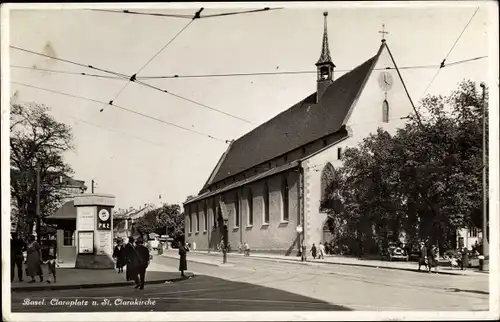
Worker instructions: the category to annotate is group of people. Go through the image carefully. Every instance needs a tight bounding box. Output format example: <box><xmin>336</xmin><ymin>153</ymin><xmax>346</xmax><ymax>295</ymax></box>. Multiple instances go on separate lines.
<box><xmin>417</xmin><ymin>242</ymin><xmax>441</xmax><ymax>273</ymax></box>
<box><xmin>10</xmin><ymin>232</ymin><xmax>57</xmax><ymax>284</ymax></box>
<box><xmin>310</xmin><ymin>242</ymin><xmax>327</xmax><ymax>260</ymax></box>
<box><xmin>112</xmin><ymin>237</ymin><xmax>150</xmax><ymax>289</ymax></box>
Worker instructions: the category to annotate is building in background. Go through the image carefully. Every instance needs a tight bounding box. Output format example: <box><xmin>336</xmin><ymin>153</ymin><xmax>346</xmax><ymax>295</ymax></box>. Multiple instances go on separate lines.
<box><xmin>183</xmin><ymin>13</ymin><xmax>416</xmax><ymax>254</ymax></box>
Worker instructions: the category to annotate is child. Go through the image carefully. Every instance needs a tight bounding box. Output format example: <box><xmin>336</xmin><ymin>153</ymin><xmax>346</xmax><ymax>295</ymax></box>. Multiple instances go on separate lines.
<box><xmin>42</xmin><ymin>248</ymin><xmax>58</xmax><ymax>283</ymax></box>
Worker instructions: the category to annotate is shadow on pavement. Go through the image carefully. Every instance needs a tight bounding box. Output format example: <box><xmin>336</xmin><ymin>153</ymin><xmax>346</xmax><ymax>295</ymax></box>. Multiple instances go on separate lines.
<box><xmin>444</xmin><ymin>288</ymin><xmax>489</xmax><ymax>295</ymax></box>
<box><xmin>11</xmin><ymin>274</ymin><xmax>351</xmax><ymax>312</ymax></box>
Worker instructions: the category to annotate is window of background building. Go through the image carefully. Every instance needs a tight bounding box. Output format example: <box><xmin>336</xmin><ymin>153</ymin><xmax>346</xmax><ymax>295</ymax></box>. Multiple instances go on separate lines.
<box><xmin>248</xmin><ymin>189</ymin><xmax>254</xmax><ymax>226</ymax></box>
<box><xmin>235</xmin><ymin>192</ymin><xmax>240</xmax><ymax>228</ymax></box>
<box><xmin>264</xmin><ymin>183</ymin><xmax>270</xmax><ymax>224</ymax></box>
<box><xmin>63</xmin><ymin>230</ymin><xmax>74</xmax><ymax>246</ymax></box>
<box><xmin>196</xmin><ymin>204</ymin><xmax>200</xmax><ymax>232</ymax></box>
<box><xmin>212</xmin><ymin>198</ymin><xmax>217</xmax><ymax>230</ymax></box>
<box><xmin>337</xmin><ymin>147</ymin><xmax>343</xmax><ymax>159</ymax></box>
<box><xmin>204</xmin><ymin>201</ymin><xmax>208</xmax><ymax>231</ymax></box>
<box><xmin>282</xmin><ymin>177</ymin><xmax>289</xmax><ymax>222</ymax></box>
<box><xmin>188</xmin><ymin>214</ymin><xmax>192</xmax><ymax>233</ymax></box>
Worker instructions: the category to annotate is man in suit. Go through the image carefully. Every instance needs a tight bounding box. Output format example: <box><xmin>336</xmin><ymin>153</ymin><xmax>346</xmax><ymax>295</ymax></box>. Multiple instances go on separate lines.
<box><xmin>134</xmin><ymin>237</ymin><xmax>150</xmax><ymax>290</ymax></box>
<box><xmin>11</xmin><ymin>232</ymin><xmax>26</xmax><ymax>282</ymax></box>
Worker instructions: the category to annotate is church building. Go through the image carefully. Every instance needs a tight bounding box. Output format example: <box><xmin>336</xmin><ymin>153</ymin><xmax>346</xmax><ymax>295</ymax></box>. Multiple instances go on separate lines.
<box><xmin>183</xmin><ymin>12</ymin><xmax>417</xmax><ymax>254</ymax></box>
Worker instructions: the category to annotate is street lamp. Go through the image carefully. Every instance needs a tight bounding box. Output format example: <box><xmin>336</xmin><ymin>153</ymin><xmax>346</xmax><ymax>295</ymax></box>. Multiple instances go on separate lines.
<box><xmin>296</xmin><ymin>225</ymin><xmax>303</xmax><ymax>256</ymax></box>
<box><xmin>480</xmin><ymin>82</ymin><xmax>489</xmax><ymax>267</ymax></box>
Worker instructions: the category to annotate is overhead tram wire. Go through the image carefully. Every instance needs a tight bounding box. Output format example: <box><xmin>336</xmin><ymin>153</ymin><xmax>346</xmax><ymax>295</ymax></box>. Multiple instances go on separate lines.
<box><xmin>10</xmin><ymin>45</ymin><xmax>131</xmax><ymax>80</ymax></box>
<box><xmin>133</xmin><ymin>79</ymin><xmax>255</xmax><ymax>124</ymax></box>
<box><xmin>55</xmin><ymin>111</ymin><xmax>171</xmax><ymax>148</ymax></box>
<box><xmin>87</xmin><ymin>9</ymin><xmax>193</xmax><ymax>19</ymax></box>
<box><xmin>87</xmin><ymin>7</ymin><xmax>282</xmax><ymax>20</ymax></box>
<box><xmin>103</xmin><ymin>8</ymin><xmax>202</xmax><ymax>112</ymax></box>
<box><xmin>10</xmin><ymin>45</ymin><xmax>255</xmax><ymax>125</ymax></box>
<box><xmin>12</xmin><ymin>81</ymin><xmax>228</xmax><ymax>144</ymax></box>
<box><xmin>10</xmin><ymin>52</ymin><xmax>487</xmax><ymax>81</ymax></box>
<box><xmin>419</xmin><ymin>6</ymin><xmax>480</xmax><ymax>100</ymax></box>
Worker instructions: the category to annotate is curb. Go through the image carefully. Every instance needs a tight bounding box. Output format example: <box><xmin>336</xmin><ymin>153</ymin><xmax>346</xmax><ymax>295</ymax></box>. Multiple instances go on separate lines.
<box><xmin>162</xmin><ymin>253</ymin><xmax>235</xmax><ymax>267</ymax></box>
<box><xmin>246</xmin><ymin>255</ymin><xmax>480</xmax><ymax>276</ymax></box>
<box><xmin>176</xmin><ymin>252</ymin><xmax>482</xmax><ymax>276</ymax></box>
<box><xmin>11</xmin><ymin>275</ymin><xmax>192</xmax><ymax>293</ymax></box>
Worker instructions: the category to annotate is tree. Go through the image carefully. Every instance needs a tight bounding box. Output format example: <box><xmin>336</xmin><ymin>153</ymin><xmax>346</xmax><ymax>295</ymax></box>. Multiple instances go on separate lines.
<box><xmin>10</xmin><ymin>103</ymin><xmax>74</xmax><ymax>239</ymax></box>
<box><xmin>133</xmin><ymin>203</ymin><xmax>184</xmax><ymax>241</ymax></box>
<box><xmin>321</xmin><ymin>80</ymin><xmax>487</xmax><ymax>255</ymax></box>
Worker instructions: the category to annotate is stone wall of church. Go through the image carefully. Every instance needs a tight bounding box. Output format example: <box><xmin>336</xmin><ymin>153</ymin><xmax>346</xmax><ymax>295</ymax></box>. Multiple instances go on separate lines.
<box><xmin>303</xmin><ymin>45</ymin><xmax>415</xmax><ymax>250</ymax></box>
<box><xmin>185</xmin><ymin>170</ymin><xmax>300</xmax><ymax>253</ymax></box>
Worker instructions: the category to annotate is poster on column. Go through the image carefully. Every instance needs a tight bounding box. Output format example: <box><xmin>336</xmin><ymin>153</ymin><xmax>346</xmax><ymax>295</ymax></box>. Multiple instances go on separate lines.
<box><xmin>77</xmin><ymin>207</ymin><xmax>95</xmax><ymax>231</ymax></box>
<box><xmin>97</xmin><ymin>231</ymin><xmax>112</xmax><ymax>255</ymax></box>
<box><xmin>78</xmin><ymin>232</ymin><xmax>94</xmax><ymax>254</ymax></box>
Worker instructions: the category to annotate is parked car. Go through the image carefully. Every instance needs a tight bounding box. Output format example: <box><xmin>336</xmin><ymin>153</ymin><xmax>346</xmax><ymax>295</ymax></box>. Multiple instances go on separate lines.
<box><xmin>383</xmin><ymin>243</ymin><xmax>409</xmax><ymax>261</ymax></box>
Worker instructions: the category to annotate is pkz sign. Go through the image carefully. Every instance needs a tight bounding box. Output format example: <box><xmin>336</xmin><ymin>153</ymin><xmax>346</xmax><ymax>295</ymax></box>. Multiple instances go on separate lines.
<box><xmin>97</xmin><ymin>207</ymin><xmax>111</xmax><ymax>230</ymax></box>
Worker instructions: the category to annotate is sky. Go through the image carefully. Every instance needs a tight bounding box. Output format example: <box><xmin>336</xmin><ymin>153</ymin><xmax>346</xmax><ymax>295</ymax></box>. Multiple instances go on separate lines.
<box><xmin>6</xmin><ymin>2</ymin><xmax>495</xmax><ymax>210</ymax></box>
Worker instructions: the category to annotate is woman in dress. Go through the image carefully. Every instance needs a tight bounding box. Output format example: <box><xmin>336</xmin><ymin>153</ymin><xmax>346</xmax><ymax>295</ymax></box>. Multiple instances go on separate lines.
<box><xmin>26</xmin><ymin>235</ymin><xmax>43</xmax><ymax>283</ymax></box>
<box><xmin>178</xmin><ymin>237</ymin><xmax>188</xmax><ymax>277</ymax></box>
<box><xmin>113</xmin><ymin>239</ymin><xmax>126</xmax><ymax>273</ymax></box>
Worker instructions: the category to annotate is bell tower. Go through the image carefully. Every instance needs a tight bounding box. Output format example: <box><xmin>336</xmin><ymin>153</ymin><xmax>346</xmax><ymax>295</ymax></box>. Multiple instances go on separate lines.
<box><xmin>316</xmin><ymin>11</ymin><xmax>335</xmax><ymax>103</ymax></box>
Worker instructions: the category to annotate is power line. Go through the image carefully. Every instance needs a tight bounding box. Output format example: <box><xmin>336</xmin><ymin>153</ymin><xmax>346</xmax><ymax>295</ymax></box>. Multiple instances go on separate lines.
<box><xmin>55</xmin><ymin>111</ymin><xmax>171</xmax><ymax>148</ymax></box>
<box><xmin>107</xmin><ymin>15</ymin><xmax>197</xmax><ymax>108</ymax></box>
<box><xmin>87</xmin><ymin>7</ymin><xmax>282</xmax><ymax>20</ymax></box>
<box><xmin>10</xmin><ymin>45</ymin><xmax>129</xmax><ymax>80</ymax></box>
<box><xmin>87</xmin><ymin>9</ymin><xmax>193</xmax><ymax>19</ymax></box>
<box><xmin>10</xmin><ymin>45</ymin><xmax>253</xmax><ymax>124</ymax></box>
<box><xmin>11</xmin><ymin>50</ymin><xmax>487</xmax><ymax>81</ymax></box>
<box><xmin>419</xmin><ymin>7</ymin><xmax>480</xmax><ymax>100</ymax></box>
<box><xmin>11</xmin><ymin>81</ymin><xmax>228</xmax><ymax>143</ymax></box>
<box><xmin>134</xmin><ymin>79</ymin><xmax>255</xmax><ymax>124</ymax></box>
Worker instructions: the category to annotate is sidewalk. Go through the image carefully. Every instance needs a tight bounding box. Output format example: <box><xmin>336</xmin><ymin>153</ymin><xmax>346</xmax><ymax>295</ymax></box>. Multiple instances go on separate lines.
<box><xmin>164</xmin><ymin>250</ymin><xmax>485</xmax><ymax>276</ymax></box>
<box><xmin>11</xmin><ymin>260</ymin><xmax>190</xmax><ymax>292</ymax></box>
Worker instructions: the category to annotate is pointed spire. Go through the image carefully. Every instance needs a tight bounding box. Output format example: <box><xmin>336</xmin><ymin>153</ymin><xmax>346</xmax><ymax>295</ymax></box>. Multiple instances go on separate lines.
<box><xmin>316</xmin><ymin>11</ymin><xmax>333</xmax><ymax>66</ymax></box>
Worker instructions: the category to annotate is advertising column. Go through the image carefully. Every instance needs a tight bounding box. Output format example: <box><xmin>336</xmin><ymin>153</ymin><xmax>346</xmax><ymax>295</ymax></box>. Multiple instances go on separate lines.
<box><xmin>96</xmin><ymin>206</ymin><xmax>113</xmax><ymax>256</ymax></box>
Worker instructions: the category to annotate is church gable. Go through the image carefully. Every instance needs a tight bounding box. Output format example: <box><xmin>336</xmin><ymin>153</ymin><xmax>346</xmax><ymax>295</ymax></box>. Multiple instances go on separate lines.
<box><xmin>343</xmin><ymin>42</ymin><xmax>416</xmax><ymax>128</ymax></box>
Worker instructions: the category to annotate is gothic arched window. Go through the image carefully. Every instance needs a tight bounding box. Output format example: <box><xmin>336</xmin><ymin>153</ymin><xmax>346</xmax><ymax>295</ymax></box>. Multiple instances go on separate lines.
<box><xmin>382</xmin><ymin>100</ymin><xmax>389</xmax><ymax>123</ymax></box>
<box><xmin>281</xmin><ymin>177</ymin><xmax>289</xmax><ymax>222</ymax></box>
<box><xmin>321</xmin><ymin>162</ymin><xmax>335</xmax><ymax>201</ymax></box>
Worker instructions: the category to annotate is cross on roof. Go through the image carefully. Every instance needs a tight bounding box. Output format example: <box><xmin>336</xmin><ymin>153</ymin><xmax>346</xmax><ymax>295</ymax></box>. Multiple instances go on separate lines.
<box><xmin>379</xmin><ymin>24</ymin><xmax>389</xmax><ymax>41</ymax></box>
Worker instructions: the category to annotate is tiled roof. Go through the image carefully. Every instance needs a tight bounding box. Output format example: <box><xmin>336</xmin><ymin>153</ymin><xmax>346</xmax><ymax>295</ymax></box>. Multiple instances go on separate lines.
<box><xmin>204</xmin><ymin>50</ymin><xmax>380</xmax><ymax>189</ymax></box>
<box><xmin>186</xmin><ymin>161</ymin><xmax>300</xmax><ymax>205</ymax></box>
<box><xmin>47</xmin><ymin>201</ymin><xmax>76</xmax><ymax>220</ymax></box>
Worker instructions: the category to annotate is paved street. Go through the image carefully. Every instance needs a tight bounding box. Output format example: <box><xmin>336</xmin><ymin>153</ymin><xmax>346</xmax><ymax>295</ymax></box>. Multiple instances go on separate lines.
<box><xmin>11</xmin><ymin>254</ymin><xmax>488</xmax><ymax>312</ymax></box>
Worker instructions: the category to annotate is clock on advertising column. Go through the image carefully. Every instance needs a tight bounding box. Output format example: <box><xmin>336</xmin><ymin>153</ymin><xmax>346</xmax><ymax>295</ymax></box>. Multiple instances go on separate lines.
<box><xmin>97</xmin><ymin>207</ymin><xmax>111</xmax><ymax>230</ymax></box>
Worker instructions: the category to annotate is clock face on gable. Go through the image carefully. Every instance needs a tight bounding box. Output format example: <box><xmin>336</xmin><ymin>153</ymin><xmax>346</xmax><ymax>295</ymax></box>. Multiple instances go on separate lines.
<box><xmin>378</xmin><ymin>72</ymin><xmax>394</xmax><ymax>91</ymax></box>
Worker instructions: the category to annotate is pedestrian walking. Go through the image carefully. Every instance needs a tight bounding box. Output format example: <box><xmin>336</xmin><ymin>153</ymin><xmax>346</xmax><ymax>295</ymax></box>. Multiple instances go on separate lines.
<box><xmin>427</xmin><ymin>244</ymin><xmax>439</xmax><ymax>273</ymax></box>
<box><xmin>460</xmin><ymin>247</ymin><xmax>469</xmax><ymax>271</ymax></box>
<box><xmin>301</xmin><ymin>245</ymin><xmax>307</xmax><ymax>262</ymax></box>
<box><xmin>42</xmin><ymin>247</ymin><xmax>58</xmax><ymax>284</ymax></box>
<box><xmin>311</xmin><ymin>244</ymin><xmax>317</xmax><ymax>259</ymax></box>
<box><xmin>417</xmin><ymin>241</ymin><xmax>428</xmax><ymax>272</ymax></box>
<box><xmin>124</xmin><ymin>237</ymin><xmax>138</xmax><ymax>281</ymax></box>
<box><xmin>318</xmin><ymin>242</ymin><xmax>326</xmax><ymax>259</ymax></box>
<box><xmin>11</xmin><ymin>232</ymin><xmax>26</xmax><ymax>282</ymax></box>
<box><xmin>26</xmin><ymin>235</ymin><xmax>43</xmax><ymax>283</ymax></box>
<box><xmin>178</xmin><ymin>238</ymin><xmax>188</xmax><ymax>277</ymax></box>
<box><xmin>134</xmin><ymin>238</ymin><xmax>150</xmax><ymax>290</ymax></box>
<box><xmin>192</xmin><ymin>241</ymin><xmax>197</xmax><ymax>251</ymax></box>
<box><xmin>113</xmin><ymin>239</ymin><xmax>126</xmax><ymax>273</ymax></box>
<box><xmin>244</xmin><ymin>242</ymin><xmax>250</xmax><ymax>256</ymax></box>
